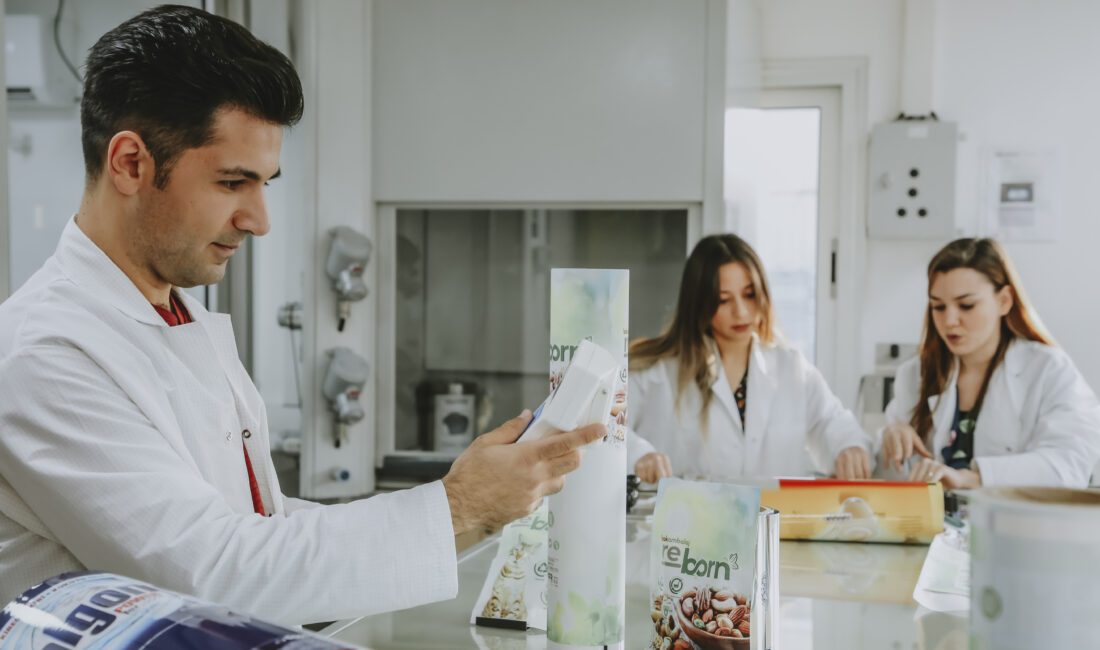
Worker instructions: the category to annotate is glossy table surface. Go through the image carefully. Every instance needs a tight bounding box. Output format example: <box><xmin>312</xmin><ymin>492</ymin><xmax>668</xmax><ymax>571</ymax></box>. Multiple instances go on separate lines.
<box><xmin>322</xmin><ymin>512</ymin><xmax>967</xmax><ymax>650</ymax></box>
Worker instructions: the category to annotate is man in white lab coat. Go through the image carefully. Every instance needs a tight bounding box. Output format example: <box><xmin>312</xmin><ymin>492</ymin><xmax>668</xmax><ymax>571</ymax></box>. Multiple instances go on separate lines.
<box><xmin>0</xmin><ymin>6</ymin><xmax>599</xmax><ymax>625</ymax></box>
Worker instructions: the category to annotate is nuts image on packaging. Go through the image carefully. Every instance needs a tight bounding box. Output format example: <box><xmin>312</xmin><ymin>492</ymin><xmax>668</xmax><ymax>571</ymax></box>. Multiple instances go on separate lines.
<box><xmin>671</xmin><ymin>586</ymin><xmax>751</xmax><ymax>647</ymax></box>
<box><xmin>650</xmin><ymin>594</ymin><xmax>687</xmax><ymax>649</ymax></box>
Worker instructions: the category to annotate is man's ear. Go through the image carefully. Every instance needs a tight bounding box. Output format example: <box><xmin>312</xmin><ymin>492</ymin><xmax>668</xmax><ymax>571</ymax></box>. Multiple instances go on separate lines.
<box><xmin>105</xmin><ymin>131</ymin><xmax>156</xmax><ymax>195</ymax></box>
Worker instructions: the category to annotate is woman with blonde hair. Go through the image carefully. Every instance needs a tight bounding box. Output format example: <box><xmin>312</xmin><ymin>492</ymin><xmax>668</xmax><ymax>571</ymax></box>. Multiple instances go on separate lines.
<box><xmin>882</xmin><ymin>238</ymin><xmax>1100</xmax><ymax>488</ymax></box>
<box><xmin>629</xmin><ymin>234</ymin><xmax>873</xmax><ymax>482</ymax></box>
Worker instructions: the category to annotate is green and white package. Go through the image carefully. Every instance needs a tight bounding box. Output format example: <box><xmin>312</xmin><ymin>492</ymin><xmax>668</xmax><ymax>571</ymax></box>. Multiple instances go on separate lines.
<box><xmin>471</xmin><ymin>503</ymin><xmax>550</xmax><ymax>630</ymax></box>
<box><xmin>545</xmin><ymin>269</ymin><xmax>628</xmax><ymax>650</ymax></box>
<box><xmin>650</xmin><ymin>478</ymin><xmax>761</xmax><ymax>650</ymax></box>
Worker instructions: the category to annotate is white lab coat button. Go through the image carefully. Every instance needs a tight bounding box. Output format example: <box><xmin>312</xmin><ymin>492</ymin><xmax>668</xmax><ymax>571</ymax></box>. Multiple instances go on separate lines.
<box><xmin>225</xmin><ymin>431</ymin><xmax>233</xmax><ymax>443</ymax></box>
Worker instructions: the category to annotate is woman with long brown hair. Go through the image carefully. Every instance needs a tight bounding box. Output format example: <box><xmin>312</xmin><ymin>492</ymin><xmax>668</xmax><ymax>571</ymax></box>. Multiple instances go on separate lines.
<box><xmin>881</xmin><ymin>238</ymin><xmax>1100</xmax><ymax>488</ymax></box>
<box><xmin>628</xmin><ymin>234</ymin><xmax>874</xmax><ymax>482</ymax></box>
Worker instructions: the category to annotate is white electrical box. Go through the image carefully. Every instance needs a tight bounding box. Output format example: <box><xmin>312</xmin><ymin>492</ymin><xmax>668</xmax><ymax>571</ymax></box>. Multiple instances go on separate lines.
<box><xmin>868</xmin><ymin>120</ymin><xmax>958</xmax><ymax>239</ymax></box>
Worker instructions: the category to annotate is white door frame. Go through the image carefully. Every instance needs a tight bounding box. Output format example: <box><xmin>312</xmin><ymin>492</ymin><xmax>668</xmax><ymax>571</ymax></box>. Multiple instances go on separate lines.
<box><xmin>758</xmin><ymin>57</ymin><xmax>869</xmax><ymax>408</ymax></box>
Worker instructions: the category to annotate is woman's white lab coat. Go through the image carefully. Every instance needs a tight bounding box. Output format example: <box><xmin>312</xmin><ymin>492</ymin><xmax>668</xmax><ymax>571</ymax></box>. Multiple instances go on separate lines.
<box><xmin>0</xmin><ymin>219</ymin><xmax>457</xmax><ymax>624</ymax></box>
<box><xmin>884</xmin><ymin>338</ymin><xmax>1100</xmax><ymax>487</ymax></box>
<box><xmin>627</xmin><ymin>338</ymin><xmax>873</xmax><ymax>479</ymax></box>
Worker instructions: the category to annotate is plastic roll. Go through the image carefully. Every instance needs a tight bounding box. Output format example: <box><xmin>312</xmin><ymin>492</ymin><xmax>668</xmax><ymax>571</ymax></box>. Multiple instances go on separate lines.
<box><xmin>0</xmin><ymin>572</ymin><xmax>355</xmax><ymax>648</ymax></box>
<box><xmin>969</xmin><ymin>487</ymin><xmax>1100</xmax><ymax>649</ymax></box>
<box><xmin>545</xmin><ymin>268</ymin><xmax>629</xmax><ymax>650</ymax></box>
<box><xmin>546</xmin><ymin>442</ymin><xmax>626</xmax><ymax>650</ymax></box>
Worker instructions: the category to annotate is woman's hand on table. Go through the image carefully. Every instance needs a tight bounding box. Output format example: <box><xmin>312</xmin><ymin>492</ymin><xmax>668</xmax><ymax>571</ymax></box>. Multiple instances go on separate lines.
<box><xmin>881</xmin><ymin>423</ymin><xmax>933</xmax><ymax>472</ymax></box>
<box><xmin>907</xmin><ymin>457</ymin><xmax>982</xmax><ymax>489</ymax></box>
<box><xmin>634</xmin><ymin>452</ymin><xmax>672</xmax><ymax>484</ymax></box>
<box><xmin>834</xmin><ymin>446</ymin><xmax>872</xmax><ymax>479</ymax></box>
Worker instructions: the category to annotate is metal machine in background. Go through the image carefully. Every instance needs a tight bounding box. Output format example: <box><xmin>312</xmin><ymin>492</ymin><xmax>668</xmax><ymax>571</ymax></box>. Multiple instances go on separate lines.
<box><xmin>857</xmin><ymin>342</ymin><xmax>917</xmax><ymax>435</ymax></box>
<box><xmin>857</xmin><ymin>342</ymin><xmax>916</xmax><ymax>483</ymax></box>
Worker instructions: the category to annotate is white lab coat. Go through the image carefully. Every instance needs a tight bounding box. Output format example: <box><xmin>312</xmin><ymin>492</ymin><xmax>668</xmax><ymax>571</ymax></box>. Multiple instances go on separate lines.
<box><xmin>0</xmin><ymin>219</ymin><xmax>458</xmax><ymax>624</ymax></box>
<box><xmin>884</xmin><ymin>339</ymin><xmax>1100</xmax><ymax>487</ymax></box>
<box><xmin>627</xmin><ymin>338</ymin><xmax>873</xmax><ymax>479</ymax></box>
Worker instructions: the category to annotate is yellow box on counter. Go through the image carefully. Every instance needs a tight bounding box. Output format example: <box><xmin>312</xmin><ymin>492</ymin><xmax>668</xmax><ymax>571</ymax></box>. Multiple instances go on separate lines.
<box><xmin>760</xmin><ymin>479</ymin><xmax>944</xmax><ymax>544</ymax></box>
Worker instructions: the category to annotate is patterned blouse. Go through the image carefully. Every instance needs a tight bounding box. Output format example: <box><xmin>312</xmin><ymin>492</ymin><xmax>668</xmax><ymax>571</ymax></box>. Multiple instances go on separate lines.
<box><xmin>942</xmin><ymin>386</ymin><xmax>978</xmax><ymax>470</ymax></box>
<box><xmin>734</xmin><ymin>371</ymin><xmax>748</xmax><ymax>427</ymax></box>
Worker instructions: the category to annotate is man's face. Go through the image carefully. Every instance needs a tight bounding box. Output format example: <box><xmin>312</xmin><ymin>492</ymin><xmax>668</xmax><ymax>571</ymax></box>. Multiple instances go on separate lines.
<box><xmin>134</xmin><ymin>107</ymin><xmax>283</xmax><ymax>288</ymax></box>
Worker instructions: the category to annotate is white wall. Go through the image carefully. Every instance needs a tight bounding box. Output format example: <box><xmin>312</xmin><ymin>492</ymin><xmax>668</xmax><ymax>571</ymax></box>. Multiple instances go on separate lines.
<box><xmin>301</xmin><ymin>0</ymin><xmax>377</xmax><ymax>498</ymax></box>
<box><xmin>760</xmin><ymin>0</ymin><xmax>1100</xmax><ymax>391</ymax></box>
<box><xmin>726</xmin><ymin>0</ymin><xmax>762</xmax><ymax>108</ymax></box>
<box><xmin>372</xmin><ymin>0</ymin><xmax>722</xmax><ymax>205</ymax></box>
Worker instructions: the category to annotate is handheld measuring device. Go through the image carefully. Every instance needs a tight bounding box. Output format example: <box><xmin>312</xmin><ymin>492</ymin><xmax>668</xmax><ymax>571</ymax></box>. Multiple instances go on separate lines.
<box><xmin>518</xmin><ymin>339</ymin><xmax>619</xmax><ymax>443</ymax></box>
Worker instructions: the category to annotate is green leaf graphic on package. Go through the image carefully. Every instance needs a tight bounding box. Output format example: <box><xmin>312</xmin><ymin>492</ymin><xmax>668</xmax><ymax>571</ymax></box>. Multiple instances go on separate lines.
<box><xmin>547</xmin><ymin>550</ymin><xmax>624</xmax><ymax>645</ymax></box>
<box><xmin>546</xmin><ymin>590</ymin><xmax>623</xmax><ymax>645</ymax></box>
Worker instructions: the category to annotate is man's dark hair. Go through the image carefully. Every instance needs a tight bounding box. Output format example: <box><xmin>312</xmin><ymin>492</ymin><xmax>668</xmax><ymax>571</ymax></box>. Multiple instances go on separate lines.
<box><xmin>81</xmin><ymin>4</ymin><xmax>303</xmax><ymax>188</ymax></box>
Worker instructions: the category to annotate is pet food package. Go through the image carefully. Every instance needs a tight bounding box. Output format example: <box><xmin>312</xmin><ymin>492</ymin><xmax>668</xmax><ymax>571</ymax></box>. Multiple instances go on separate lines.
<box><xmin>649</xmin><ymin>478</ymin><xmax>774</xmax><ymax>650</ymax></box>
<box><xmin>471</xmin><ymin>502</ymin><xmax>550</xmax><ymax>630</ymax></box>
<box><xmin>0</xmin><ymin>571</ymin><xmax>359</xmax><ymax>649</ymax></box>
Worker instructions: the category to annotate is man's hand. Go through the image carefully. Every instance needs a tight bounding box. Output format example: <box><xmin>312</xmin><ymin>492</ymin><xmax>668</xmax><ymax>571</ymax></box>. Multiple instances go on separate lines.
<box><xmin>881</xmin><ymin>423</ymin><xmax>933</xmax><ymax>472</ymax></box>
<box><xmin>834</xmin><ymin>446</ymin><xmax>872</xmax><ymax>479</ymax></box>
<box><xmin>634</xmin><ymin>452</ymin><xmax>672</xmax><ymax>484</ymax></box>
<box><xmin>442</xmin><ymin>411</ymin><xmax>605</xmax><ymax>536</ymax></box>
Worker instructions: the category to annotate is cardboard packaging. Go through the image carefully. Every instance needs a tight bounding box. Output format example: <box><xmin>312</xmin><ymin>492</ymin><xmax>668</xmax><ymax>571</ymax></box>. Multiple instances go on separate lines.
<box><xmin>760</xmin><ymin>479</ymin><xmax>944</xmax><ymax>544</ymax></box>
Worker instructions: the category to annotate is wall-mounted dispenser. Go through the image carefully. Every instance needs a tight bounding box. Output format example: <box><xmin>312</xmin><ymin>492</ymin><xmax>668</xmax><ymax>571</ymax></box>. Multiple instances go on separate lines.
<box><xmin>325</xmin><ymin>226</ymin><xmax>372</xmax><ymax>332</ymax></box>
<box><xmin>322</xmin><ymin>347</ymin><xmax>369</xmax><ymax>448</ymax></box>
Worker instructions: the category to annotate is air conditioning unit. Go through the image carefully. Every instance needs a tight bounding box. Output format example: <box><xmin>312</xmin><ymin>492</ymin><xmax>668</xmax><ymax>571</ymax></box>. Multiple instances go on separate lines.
<box><xmin>5</xmin><ymin>14</ymin><xmax>80</xmax><ymax>107</ymax></box>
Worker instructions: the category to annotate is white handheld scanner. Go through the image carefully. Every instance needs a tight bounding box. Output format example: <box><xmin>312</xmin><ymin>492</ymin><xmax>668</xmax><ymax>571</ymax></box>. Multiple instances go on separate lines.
<box><xmin>518</xmin><ymin>339</ymin><xmax>618</xmax><ymax>444</ymax></box>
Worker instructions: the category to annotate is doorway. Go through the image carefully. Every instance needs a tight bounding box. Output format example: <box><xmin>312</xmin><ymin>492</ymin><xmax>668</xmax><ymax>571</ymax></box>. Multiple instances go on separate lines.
<box><xmin>724</xmin><ymin>87</ymin><xmax>843</xmax><ymax>385</ymax></box>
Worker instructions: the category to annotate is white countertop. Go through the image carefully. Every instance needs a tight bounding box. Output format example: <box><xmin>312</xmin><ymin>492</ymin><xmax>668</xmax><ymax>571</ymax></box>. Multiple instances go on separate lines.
<box><xmin>321</xmin><ymin>515</ymin><xmax>968</xmax><ymax>649</ymax></box>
